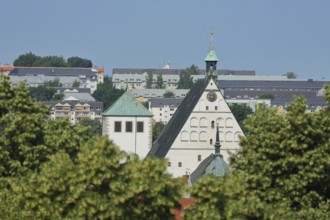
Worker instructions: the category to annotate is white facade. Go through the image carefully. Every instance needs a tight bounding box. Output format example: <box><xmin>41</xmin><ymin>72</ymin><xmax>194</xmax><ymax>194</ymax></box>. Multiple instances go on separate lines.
<box><xmin>164</xmin><ymin>79</ymin><xmax>244</xmax><ymax>177</ymax></box>
<box><xmin>102</xmin><ymin>116</ymin><xmax>153</xmax><ymax>159</ymax></box>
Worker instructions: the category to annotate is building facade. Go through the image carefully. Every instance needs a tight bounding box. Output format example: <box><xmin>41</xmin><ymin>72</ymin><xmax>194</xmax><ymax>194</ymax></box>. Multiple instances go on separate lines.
<box><xmin>102</xmin><ymin>90</ymin><xmax>154</xmax><ymax>158</ymax></box>
<box><xmin>8</xmin><ymin>67</ymin><xmax>104</xmax><ymax>93</ymax></box>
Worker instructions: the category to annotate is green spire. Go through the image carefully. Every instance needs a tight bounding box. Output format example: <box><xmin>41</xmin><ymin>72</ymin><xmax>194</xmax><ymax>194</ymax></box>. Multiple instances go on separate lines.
<box><xmin>204</xmin><ymin>125</ymin><xmax>229</xmax><ymax>177</ymax></box>
<box><xmin>204</xmin><ymin>32</ymin><xmax>218</xmax><ymax>62</ymax></box>
<box><xmin>214</xmin><ymin>125</ymin><xmax>221</xmax><ymax>155</ymax></box>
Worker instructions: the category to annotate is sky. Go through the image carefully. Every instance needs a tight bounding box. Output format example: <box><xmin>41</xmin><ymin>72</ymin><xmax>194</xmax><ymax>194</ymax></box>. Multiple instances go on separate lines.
<box><xmin>1</xmin><ymin>0</ymin><xmax>330</xmax><ymax>80</ymax></box>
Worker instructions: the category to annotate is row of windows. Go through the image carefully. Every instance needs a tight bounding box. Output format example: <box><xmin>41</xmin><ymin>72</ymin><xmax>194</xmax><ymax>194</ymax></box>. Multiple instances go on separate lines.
<box><xmin>190</xmin><ymin>117</ymin><xmax>234</xmax><ymax>128</ymax></box>
<box><xmin>167</xmin><ymin>155</ymin><xmax>203</xmax><ymax>168</ymax></box>
<box><xmin>114</xmin><ymin>121</ymin><xmax>144</xmax><ymax>133</ymax></box>
<box><xmin>205</xmin><ymin>106</ymin><xmax>218</xmax><ymax>110</ymax></box>
<box><xmin>181</xmin><ymin>131</ymin><xmax>242</xmax><ymax>142</ymax></box>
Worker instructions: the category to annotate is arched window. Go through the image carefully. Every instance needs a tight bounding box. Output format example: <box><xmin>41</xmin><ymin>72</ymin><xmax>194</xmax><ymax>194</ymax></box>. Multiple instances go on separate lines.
<box><xmin>199</xmin><ymin>131</ymin><xmax>207</xmax><ymax>142</ymax></box>
<box><xmin>181</xmin><ymin>131</ymin><xmax>189</xmax><ymax>141</ymax></box>
<box><xmin>178</xmin><ymin>162</ymin><xmax>182</xmax><ymax>167</ymax></box>
<box><xmin>190</xmin><ymin>117</ymin><xmax>198</xmax><ymax>127</ymax></box>
<box><xmin>210</xmin><ymin>139</ymin><xmax>213</xmax><ymax>145</ymax></box>
<box><xmin>225</xmin><ymin>132</ymin><xmax>234</xmax><ymax>142</ymax></box>
<box><xmin>217</xmin><ymin>117</ymin><xmax>224</xmax><ymax>127</ymax></box>
<box><xmin>200</xmin><ymin>117</ymin><xmax>207</xmax><ymax>127</ymax></box>
<box><xmin>225</xmin><ymin>118</ymin><xmax>234</xmax><ymax>128</ymax></box>
<box><xmin>190</xmin><ymin>131</ymin><xmax>198</xmax><ymax>142</ymax></box>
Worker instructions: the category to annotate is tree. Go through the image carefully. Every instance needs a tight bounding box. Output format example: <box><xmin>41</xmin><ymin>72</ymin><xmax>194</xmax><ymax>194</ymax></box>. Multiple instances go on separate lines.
<box><xmin>283</xmin><ymin>71</ymin><xmax>297</xmax><ymax>79</ymax></box>
<box><xmin>67</xmin><ymin>56</ymin><xmax>93</xmax><ymax>68</ymax></box>
<box><xmin>13</xmin><ymin>52</ymin><xmax>40</xmax><ymax>66</ymax></box>
<box><xmin>13</xmin><ymin>52</ymin><xmax>93</xmax><ymax>68</ymax></box>
<box><xmin>0</xmin><ymin>75</ymin><xmax>185</xmax><ymax>219</ymax></box>
<box><xmin>7</xmin><ymin>137</ymin><xmax>184</xmax><ymax>219</ymax></box>
<box><xmin>259</xmin><ymin>93</ymin><xmax>275</xmax><ymax>100</ymax></box>
<box><xmin>152</xmin><ymin>121</ymin><xmax>165</xmax><ymax>142</ymax></box>
<box><xmin>146</xmin><ymin>70</ymin><xmax>154</xmax><ymax>89</ymax></box>
<box><xmin>72</xmin><ymin>79</ymin><xmax>80</xmax><ymax>88</ymax></box>
<box><xmin>92</xmin><ymin>76</ymin><xmax>125</xmax><ymax>109</ymax></box>
<box><xmin>44</xmin><ymin>78</ymin><xmax>61</xmax><ymax>87</ymax></box>
<box><xmin>156</xmin><ymin>73</ymin><xmax>165</xmax><ymax>89</ymax></box>
<box><xmin>163</xmin><ymin>91</ymin><xmax>175</xmax><ymax>98</ymax></box>
<box><xmin>79</xmin><ymin>118</ymin><xmax>102</xmax><ymax>136</ymax></box>
<box><xmin>29</xmin><ymin>79</ymin><xmax>63</xmax><ymax>101</ymax></box>
<box><xmin>33</xmin><ymin>55</ymin><xmax>67</xmax><ymax>67</ymax></box>
<box><xmin>0</xmin><ymin>76</ymin><xmax>90</xmax><ymax>177</ymax></box>
<box><xmin>177</xmin><ymin>65</ymin><xmax>199</xmax><ymax>89</ymax></box>
<box><xmin>186</xmin><ymin>88</ymin><xmax>330</xmax><ymax>219</ymax></box>
<box><xmin>229</xmin><ymin>104</ymin><xmax>253</xmax><ymax>133</ymax></box>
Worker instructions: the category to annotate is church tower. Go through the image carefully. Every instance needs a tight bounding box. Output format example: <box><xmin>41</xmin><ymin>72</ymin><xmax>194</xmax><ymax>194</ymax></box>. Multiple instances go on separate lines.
<box><xmin>148</xmin><ymin>34</ymin><xmax>244</xmax><ymax>177</ymax></box>
<box><xmin>205</xmin><ymin>32</ymin><xmax>218</xmax><ymax>81</ymax></box>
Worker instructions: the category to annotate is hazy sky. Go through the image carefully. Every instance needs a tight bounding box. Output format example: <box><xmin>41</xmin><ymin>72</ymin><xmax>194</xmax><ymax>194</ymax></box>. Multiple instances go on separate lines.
<box><xmin>1</xmin><ymin>1</ymin><xmax>329</xmax><ymax>79</ymax></box>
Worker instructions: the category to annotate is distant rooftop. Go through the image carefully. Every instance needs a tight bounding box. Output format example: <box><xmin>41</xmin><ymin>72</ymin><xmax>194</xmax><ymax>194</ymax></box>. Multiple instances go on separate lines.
<box><xmin>112</xmin><ymin>68</ymin><xmax>255</xmax><ymax>76</ymax></box>
<box><xmin>9</xmin><ymin>67</ymin><xmax>102</xmax><ymax>77</ymax></box>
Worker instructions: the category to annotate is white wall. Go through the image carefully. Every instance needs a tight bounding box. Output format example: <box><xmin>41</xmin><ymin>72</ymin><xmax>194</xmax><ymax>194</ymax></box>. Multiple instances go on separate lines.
<box><xmin>103</xmin><ymin>116</ymin><xmax>153</xmax><ymax>159</ymax></box>
<box><xmin>165</xmin><ymin>79</ymin><xmax>244</xmax><ymax>177</ymax></box>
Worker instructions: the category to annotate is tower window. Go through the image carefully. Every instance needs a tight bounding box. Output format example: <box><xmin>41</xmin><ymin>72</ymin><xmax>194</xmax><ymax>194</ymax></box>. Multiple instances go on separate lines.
<box><xmin>126</xmin><ymin>121</ymin><xmax>133</xmax><ymax>132</ymax></box>
<box><xmin>210</xmin><ymin>139</ymin><xmax>213</xmax><ymax>145</ymax></box>
<box><xmin>178</xmin><ymin>162</ymin><xmax>182</xmax><ymax>167</ymax></box>
<box><xmin>198</xmin><ymin>155</ymin><xmax>202</xmax><ymax>161</ymax></box>
<box><xmin>114</xmin><ymin>121</ymin><xmax>121</xmax><ymax>132</ymax></box>
<box><xmin>211</xmin><ymin>121</ymin><xmax>215</xmax><ymax>128</ymax></box>
<box><xmin>137</xmin><ymin>122</ymin><xmax>144</xmax><ymax>132</ymax></box>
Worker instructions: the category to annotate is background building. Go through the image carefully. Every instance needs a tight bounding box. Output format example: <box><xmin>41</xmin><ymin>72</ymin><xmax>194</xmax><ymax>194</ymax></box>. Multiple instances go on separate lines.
<box><xmin>8</xmin><ymin>67</ymin><xmax>104</xmax><ymax>93</ymax></box>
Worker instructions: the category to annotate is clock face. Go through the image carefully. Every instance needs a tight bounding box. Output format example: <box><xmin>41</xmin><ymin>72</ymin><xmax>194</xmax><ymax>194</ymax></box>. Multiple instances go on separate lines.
<box><xmin>207</xmin><ymin>91</ymin><xmax>217</xmax><ymax>102</ymax></box>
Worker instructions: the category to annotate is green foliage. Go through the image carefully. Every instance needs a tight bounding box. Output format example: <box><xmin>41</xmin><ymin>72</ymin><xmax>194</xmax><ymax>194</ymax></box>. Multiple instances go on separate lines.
<box><xmin>13</xmin><ymin>52</ymin><xmax>39</xmax><ymax>66</ymax></box>
<box><xmin>44</xmin><ymin>78</ymin><xmax>61</xmax><ymax>87</ymax></box>
<box><xmin>72</xmin><ymin>79</ymin><xmax>80</xmax><ymax>88</ymax></box>
<box><xmin>78</xmin><ymin>118</ymin><xmax>102</xmax><ymax>136</ymax></box>
<box><xmin>0</xmin><ymin>75</ymin><xmax>185</xmax><ymax>219</ymax></box>
<box><xmin>229</xmin><ymin>104</ymin><xmax>253</xmax><ymax>133</ymax></box>
<box><xmin>5</xmin><ymin>138</ymin><xmax>185</xmax><ymax>219</ymax></box>
<box><xmin>29</xmin><ymin>79</ymin><xmax>63</xmax><ymax>101</ymax></box>
<box><xmin>283</xmin><ymin>71</ymin><xmax>297</xmax><ymax>79</ymax></box>
<box><xmin>177</xmin><ymin>65</ymin><xmax>199</xmax><ymax>89</ymax></box>
<box><xmin>187</xmin><ymin>86</ymin><xmax>330</xmax><ymax>218</ymax></box>
<box><xmin>156</xmin><ymin>73</ymin><xmax>165</xmax><ymax>89</ymax></box>
<box><xmin>187</xmin><ymin>88</ymin><xmax>330</xmax><ymax>219</ymax></box>
<box><xmin>0</xmin><ymin>75</ymin><xmax>90</xmax><ymax>176</ymax></box>
<box><xmin>92</xmin><ymin>76</ymin><xmax>125</xmax><ymax>109</ymax></box>
<box><xmin>259</xmin><ymin>93</ymin><xmax>275</xmax><ymax>100</ymax></box>
<box><xmin>67</xmin><ymin>56</ymin><xmax>92</xmax><ymax>68</ymax></box>
<box><xmin>13</xmin><ymin>52</ymin><xmax>93</xmax><ymax>67</ymax></box>
<box><xmin>146</xmin><ymin>70</ymin><xmax>154</xmax><ymax>89</ymax></box>
<box><xmin>152</xmin><ymin>121</ymin><xmax>165</xmax><ymax>142</ymax></box>
<box><xmin>163</xmin><ymin>91</ymin><xmax>175</xmax><ymax>98</ymax></box>
<box><xmin>33</xmin><ymin>55</ymin><xmax>67</xmax><ymax>67</ymax></box>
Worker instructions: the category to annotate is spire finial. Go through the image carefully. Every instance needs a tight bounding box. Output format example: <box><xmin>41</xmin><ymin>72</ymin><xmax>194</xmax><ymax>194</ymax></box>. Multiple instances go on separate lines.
<box><xmin>210</xmin><ymin>31</ymin><xmax>214</xmax><ymax>51</ymax></box>
<box><xmin>214</xmin><ymin>124</ymin><xmax>221</xmax><ymax>155</ymax></box>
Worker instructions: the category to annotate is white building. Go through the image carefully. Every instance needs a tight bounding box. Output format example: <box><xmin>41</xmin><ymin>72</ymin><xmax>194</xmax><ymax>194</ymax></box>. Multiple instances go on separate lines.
<box><xmin>9</xmin><ymin>67</ymin><xmax>104</xmax><ymax>93</ymax></box>
<box><xmin>148</xmin><ymin>34</ymin><xmax>244</xmax><ymax>177</ymax></box>
<box><xmin>102</xmin><ymin>90</ymin><xmax>154</xmax><ymax>158</ymax></box>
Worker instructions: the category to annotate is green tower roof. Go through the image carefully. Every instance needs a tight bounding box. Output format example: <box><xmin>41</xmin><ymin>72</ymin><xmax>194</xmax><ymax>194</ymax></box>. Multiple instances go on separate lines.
<box><xmin>204</xmin><ymin>126</ymin><xmax>229</xmax><ymax>177</ymax></box>
<box><xmin>204</xmin><ymin>32</ymin><xmax>218</xmax><ymax>62</ymax></box>
<box><xmin>102</xmin><ymin>90</ymin><xmax>153</xmax><ymax>117</ymax></box>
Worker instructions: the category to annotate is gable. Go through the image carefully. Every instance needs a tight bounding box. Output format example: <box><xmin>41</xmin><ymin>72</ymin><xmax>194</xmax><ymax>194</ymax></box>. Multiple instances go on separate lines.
<box><xmin>148</xmin><ymin>78</ymin><xmax>244</xmax><ymax>160</ymax></box>
<box><xmin>147</xmin><ymin>79</ymin><xmax>208</xmax><ymax>158</ymax></box>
